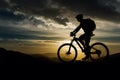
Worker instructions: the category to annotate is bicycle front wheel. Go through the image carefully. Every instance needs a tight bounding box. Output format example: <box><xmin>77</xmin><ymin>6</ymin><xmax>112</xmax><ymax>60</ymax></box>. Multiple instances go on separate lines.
<box><xmin>57</xmin><ymin>43</ymin><xmax>77</xmax><ymax>63</ymax></box>
<box><xmin>90</xmin><ymin>42</ymin><xmax>109</xmax><ymax>61</ymax></box>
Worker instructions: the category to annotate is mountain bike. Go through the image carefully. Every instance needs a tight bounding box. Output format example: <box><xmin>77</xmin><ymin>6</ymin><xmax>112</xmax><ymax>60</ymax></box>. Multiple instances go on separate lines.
<box><xmin>57</xmin><ymin>33</ymin><xmax>109</xmax><ymax>63</ymax></box>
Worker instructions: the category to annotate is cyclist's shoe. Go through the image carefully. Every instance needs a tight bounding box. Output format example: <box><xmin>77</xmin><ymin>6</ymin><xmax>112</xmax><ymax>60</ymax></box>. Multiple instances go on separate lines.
<box><xmin>82</xmin><ymin>56</ymin><xmax>89</xmax><ymax>60</ymax></box>
<box><xmin>83</xmin><ymin>46</ymin><xmax>90</xmax><ymax>52</ymax></box>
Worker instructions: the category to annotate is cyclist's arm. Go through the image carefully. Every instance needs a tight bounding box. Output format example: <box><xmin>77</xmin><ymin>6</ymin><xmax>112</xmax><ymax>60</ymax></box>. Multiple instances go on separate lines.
<box><xmin>73</xmin><ymin>25</ymin><xmax>81</xmax><ymax>34</ymax></box>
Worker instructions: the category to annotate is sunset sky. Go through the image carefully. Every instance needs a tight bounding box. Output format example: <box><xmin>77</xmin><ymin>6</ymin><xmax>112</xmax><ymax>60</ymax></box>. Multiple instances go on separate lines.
<box><xmin>0</xmin><ymin>0</ymin><xmax>120</xmax><ymax>59</ymax></box>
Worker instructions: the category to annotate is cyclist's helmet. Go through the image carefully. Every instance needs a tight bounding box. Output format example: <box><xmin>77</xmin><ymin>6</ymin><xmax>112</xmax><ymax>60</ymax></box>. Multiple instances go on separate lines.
<box><xmin>75</xmin><ymin>14</ymin><xmax>83</xmax><ymax>19</ymax></box>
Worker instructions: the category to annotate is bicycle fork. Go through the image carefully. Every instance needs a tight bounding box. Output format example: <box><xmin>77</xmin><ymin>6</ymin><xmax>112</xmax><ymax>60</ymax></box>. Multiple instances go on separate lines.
<box><xmin>66</xmin><ymin>40</ymin><xmax>74</xmax><ymax>55</ymax></box>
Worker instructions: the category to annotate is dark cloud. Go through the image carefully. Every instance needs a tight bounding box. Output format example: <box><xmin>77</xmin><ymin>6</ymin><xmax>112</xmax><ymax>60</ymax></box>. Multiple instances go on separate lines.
<box><xmin>0</xmin><ymin>9</ymin><xmax>25</xmax><ymax>21</ymax></box>
<box><xmin>0</xmin><ymin>0</ymin><xmax>9</xmax><ymax>8</ymax></box>
<box><xmin>0</xmin><ymin>8</ymin><xmax>66</xmax><ymax>41</ymax></box>
<box><xmin>56</xmin><ymin>0</ymin><xmax>120</xmax><ymax>23</ymax></box>
<box><xmin>0</xmin><ymin>25</ymin><xmax>65</xmax><ymax>40</ymax></box>
<box><xmin>0</xmin><ymin>9</ymin><xmax>46</xmax><ymax>27</ymax></box>
<box><xmin>0</xmin><ymin>0</ymin><xmax>120</xmax><ymax>25</ymax></box>
<box><xmin>93</xmin><ymin>36</ymin><xmax>120</xmax><ymax>42</ymax></box>
<box><xmin>8</xmin><ymin>0</ymin><xmax>69</xmax><ymax>26</ymax></box>
<box><xmin>97</xmin><ymin>28</ymin><xmax>120</xmax><ymax>34</ymax></box>
<box><xmin>0</xmin><ymin>0</ymin><xmax>119</xmax><ymax>41</ymax></box>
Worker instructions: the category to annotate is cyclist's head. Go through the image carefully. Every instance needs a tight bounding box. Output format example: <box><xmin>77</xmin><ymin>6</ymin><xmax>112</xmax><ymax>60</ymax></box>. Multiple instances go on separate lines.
<box><xmin>75</xmin><ymin>14</ymin><xmax>83</xmax><ymax>21</ymax></box>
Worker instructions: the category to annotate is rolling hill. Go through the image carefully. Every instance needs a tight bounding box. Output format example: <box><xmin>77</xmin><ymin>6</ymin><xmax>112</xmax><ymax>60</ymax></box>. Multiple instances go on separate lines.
<box><xmin>0</xmin><ymin>47</ymin><xmax>120</xmax><ymax>66</ymax></box>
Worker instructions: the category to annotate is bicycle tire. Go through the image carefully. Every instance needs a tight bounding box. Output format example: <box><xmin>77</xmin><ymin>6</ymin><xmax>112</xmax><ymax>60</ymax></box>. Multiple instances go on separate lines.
<box><xmin>89</xmin><ymin>42</ymin><xmax>109</xmax><ymax>61</ymax></box>
<box><xmin>57</xmin><ymin>43</ymin><xmax>77</xmax><ymax>63</ymax></box>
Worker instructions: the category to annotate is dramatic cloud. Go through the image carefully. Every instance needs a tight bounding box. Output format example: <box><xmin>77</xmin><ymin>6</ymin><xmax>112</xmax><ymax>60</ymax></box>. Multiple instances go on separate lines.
<box><xmin>0</xmin><ymin>9</ymin><xmax>25</xmax><ymax>21</ymax></box>
<box><xmin>0</xmin><ymin>0</ymin><xmax>119</xmax><ymax>26</ymax></box>
<box><xmin>0</xmin><ymin>0</ymin><xmax>119</xmax><ymax>54</ymax></box>
<box><xmin>0</xmin><ymin>8</ymin><xmax>70</xmax><ymax>42</ymax></box>
<box><xmin>56</xmin><ymin>0</ymin><xmax>120</xmax><ymax>23</ymax></box>
<box><xmin>0</xmin><ymin>0</ymin><xmax>120</xmax><ymax>39</ymax></box>
<box><xmin>3</xmin><ymin>0</ymin><xmax>69</xmax><ymax>26</ymax></box>
<box><xmin>1</xmin><ymin>0</ymin><xmax>119</xmax><ymax>24</ymax></box>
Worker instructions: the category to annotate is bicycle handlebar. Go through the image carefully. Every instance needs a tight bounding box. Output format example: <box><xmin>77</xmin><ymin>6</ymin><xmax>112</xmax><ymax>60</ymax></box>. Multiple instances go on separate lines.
<box><xmin>70</xmin><ymin>32</ymin><xmax>95</xmax><ymax>37</ymax></box>
<box><xmin>70</xmin><ymin>32</ymin><xmax>76</xmax><ymax>37</ymax></box>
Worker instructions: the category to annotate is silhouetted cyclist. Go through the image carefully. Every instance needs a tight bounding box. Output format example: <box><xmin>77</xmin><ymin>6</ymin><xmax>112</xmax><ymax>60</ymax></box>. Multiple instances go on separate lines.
<box><xmin>70</xmin><ymin>14</ymin><xmax>96</xmax><ymax>60</ymax></box>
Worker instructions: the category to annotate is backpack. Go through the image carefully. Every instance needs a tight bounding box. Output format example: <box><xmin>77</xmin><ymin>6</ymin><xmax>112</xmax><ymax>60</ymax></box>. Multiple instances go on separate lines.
<box><xmin>85</xmin><ymin>18</ymin><xmax>96</xmax><ymax>31</ymax></box>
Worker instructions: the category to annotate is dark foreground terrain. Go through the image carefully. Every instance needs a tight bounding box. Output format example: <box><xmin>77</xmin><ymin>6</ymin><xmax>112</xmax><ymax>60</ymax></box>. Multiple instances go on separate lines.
<box><xmin>0</xmin><ymin>47</ymin><xmax>120</xmax><ymax>69</ymax></box>
<box><xmin>0</xmin><ymin>47</ymin><xmax>120</xmax><ymax>78</ymax></box>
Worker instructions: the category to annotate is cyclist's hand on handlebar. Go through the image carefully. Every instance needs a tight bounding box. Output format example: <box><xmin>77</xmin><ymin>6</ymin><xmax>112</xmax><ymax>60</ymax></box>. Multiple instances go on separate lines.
<box><xmin>70</xmin><ymin>32</ymin><xmax>75</xmax><ymax>37</ymax></box>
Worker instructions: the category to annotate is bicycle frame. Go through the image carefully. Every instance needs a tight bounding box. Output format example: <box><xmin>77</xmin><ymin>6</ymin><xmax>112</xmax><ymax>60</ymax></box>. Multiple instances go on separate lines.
<box><xmin>69</xmin><ymin>35</ymin><xmax>84</xmax><ymax>52</ymax></box>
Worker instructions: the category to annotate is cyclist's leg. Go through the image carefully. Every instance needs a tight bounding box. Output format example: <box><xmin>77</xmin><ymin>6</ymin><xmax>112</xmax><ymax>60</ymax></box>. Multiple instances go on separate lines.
<box><xmin>78</xmin><ymin>34</ymin><xmax>86</xmax><ymax>48</ymax></box>
<box><xmin>85</xmin><ymin>35</ymin><xmax>91</xmax><ymax>54</ymax></box>
<box><xmin>82</xmin><ymin>33</ymin><xmax>92</xmax><ymax>60</ymax></box>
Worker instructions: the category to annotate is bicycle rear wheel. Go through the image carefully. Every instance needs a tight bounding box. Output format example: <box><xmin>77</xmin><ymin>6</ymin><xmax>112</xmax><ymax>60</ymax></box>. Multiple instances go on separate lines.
<box><xmin>57</xmin><ymin>43</ymin><xmax>77</xmax><ymax>63</ymax></box>
<box><xmin>89</xmin><ymin>42</ymin><xmax>109</xmax><ymax>61</ymax></box>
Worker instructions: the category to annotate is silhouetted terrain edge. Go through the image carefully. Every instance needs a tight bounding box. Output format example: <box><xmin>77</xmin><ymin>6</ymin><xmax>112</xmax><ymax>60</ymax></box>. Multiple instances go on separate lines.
<box><xmin>0</xmin><ymin>48</ymin><xmax>57</xmax><ymax>66</ymax></box>
<box><xmin>0</xmin><ymin>47</ymin><xmax>120</xmax><ymax>66</ymax></box>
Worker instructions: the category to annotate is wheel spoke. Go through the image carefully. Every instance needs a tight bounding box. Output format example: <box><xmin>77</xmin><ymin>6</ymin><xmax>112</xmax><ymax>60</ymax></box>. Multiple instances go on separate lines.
<box><xmin>57</xmin><ymin>43</ymin><xmax>77</xmax><ymax>63</ymax></box>
<box><xmin>90</xmin><ymin>42</ymin><xmax>109</xmax><ymax>61</ymax></box>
